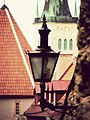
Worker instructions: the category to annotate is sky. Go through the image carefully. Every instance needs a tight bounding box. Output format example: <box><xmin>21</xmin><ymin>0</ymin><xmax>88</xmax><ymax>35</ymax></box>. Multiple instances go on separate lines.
<box><xmin>0</xmin><ymin>0</ymin><xmax>81</xmax><ymax>48</ymax></box>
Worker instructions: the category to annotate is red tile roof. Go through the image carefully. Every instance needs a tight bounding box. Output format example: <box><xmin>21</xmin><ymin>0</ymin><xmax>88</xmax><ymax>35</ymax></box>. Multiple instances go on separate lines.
<box><xmin>24</xmin><ymin>104</ymin><xmax>61</xmax><ymax>119</ymax></box>
<box><xmin>35</xmin><ymin>80</ymin><xmax>70</xmax><ymax>93</ymax></box>
<box><xmin>52</xmin><ymin>80</ymin><xmax>70</xmax><ymax>91</ymax></box>
<box><xmin>25</xmin><ymin>80</ymin><xmax>71</xmax><ymax>118</ymax></box>
<box><xmin>24</xmin><ymin>105</ymin><xmax>52</xmax><ymax>117</ymax></box>
<box><xmin>0</xmin><ymin>5</ymin><xmax>34</xmax><ymax>97</ymax></box>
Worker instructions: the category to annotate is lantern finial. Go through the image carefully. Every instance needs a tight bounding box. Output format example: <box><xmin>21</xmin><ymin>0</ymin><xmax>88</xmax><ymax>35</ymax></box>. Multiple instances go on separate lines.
<box><xmin>42</xmin><ymin>14</ymin><xmax>48</xmax><ymax>29</ymax></box>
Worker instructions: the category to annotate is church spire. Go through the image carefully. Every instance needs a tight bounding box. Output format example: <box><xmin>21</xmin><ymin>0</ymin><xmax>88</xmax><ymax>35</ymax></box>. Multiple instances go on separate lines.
<box><xmin>59</xmin><ymin>0</ymin><xmax>72</xmax><ymax>17</ymax></box>
<box><xmin>35</xmin><ymin>0</ymin><xmax>40</xmax><ymax>22</ymax></box>
<box><xmin>36</xmin><ymin>0</ymin><xmax>39</xmax><ymax>18</ymax></box>
<box><xmin>74</xmin><ymin>0</ymin><xmax>78</xmax><ymax>17</ymax></box>
<box><xmin>48</xmin><ymin>0</ymin><xmax>56</xmax><ymax>21</ymax></box>
<box><xmin>72</xmin><ymin>0</ymin><xmax>78</xmax><ymax>23</ymax></box>
<box><xmin>42</xmin><ymin>0</ymin><xmax>73</xmax><ymax>22</ymax></box>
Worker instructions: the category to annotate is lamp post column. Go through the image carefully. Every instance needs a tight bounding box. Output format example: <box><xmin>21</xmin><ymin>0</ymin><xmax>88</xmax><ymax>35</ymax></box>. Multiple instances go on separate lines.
<box><xmin>38</xmin><ymin>15</ymin><xmax>51</xmax><ymax>111</ymax></box>
<box><xmin>40</xmin><ymin>81</ymin><xmax>45</xmax><ymax>111</ymax></box>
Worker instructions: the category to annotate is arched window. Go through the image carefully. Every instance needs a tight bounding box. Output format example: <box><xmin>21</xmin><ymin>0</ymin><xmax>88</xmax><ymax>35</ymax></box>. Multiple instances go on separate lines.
<box><xmin>58</xmin><ymin>39</ymin><xmax>61</xmax><ymax>50</ymax></box>
<box><xmin>69</xmin><ymin>39</ymin><xmax>73</xmax><ymax>50</ymax></box>
<box><xmin>64</xmin><ymin>39</ymin><xmax>67</xmax><ymax>50</ymax></box>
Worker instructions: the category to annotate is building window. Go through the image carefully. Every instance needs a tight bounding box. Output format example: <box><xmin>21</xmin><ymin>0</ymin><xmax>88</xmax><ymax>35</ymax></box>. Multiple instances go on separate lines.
<box><xmin>58</xmin><ymin>39</ymin><xmax>61</xmax><ymax>50</ymax></box>
<box><xmin>64</xmin><ymin>39</ymin><xmax>67</xmax><ymax>50</ymax></box>
<box><xmin>14</xmin><ymin>101</ymin><xmax>21</xmax><ymax>116</ymax></box>
<box><xmin>16</xmin><ymin>102</ymin><xmax>20</xmax><ymax>115</ymax></box>
<box><xmin>69</xmin><ymin>39</ymin><xmax>73</xmax><ymax>50</ymax></box>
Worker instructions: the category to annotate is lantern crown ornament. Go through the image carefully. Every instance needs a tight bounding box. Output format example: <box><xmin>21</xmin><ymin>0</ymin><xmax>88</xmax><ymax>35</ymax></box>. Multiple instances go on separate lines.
<box><xmin>37</xmin><ymin>14</ymin><xmax>51</xmax><ymax>51</ymax></box>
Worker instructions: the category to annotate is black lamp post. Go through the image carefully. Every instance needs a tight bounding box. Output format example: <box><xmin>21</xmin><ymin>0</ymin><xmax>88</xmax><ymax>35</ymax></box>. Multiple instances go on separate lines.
<box><xmin>27</xmin><ymin>15</ymin><xmax>60</xmax><ymax>111</ymax></box>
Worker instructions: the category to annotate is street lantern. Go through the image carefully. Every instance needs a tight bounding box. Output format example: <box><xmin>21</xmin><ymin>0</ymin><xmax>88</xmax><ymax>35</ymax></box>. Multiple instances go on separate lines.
<box><xmin>28</xmin><ymin>51</ymin><xmax>59</xmax><ymax>82</ymax></box>
<box><xmin>26</xmin><ymin>15</ymin><xmax>78</xmax><ymax>119</ymax></box>
<box><xmin>27</xmin><ymin>15</ymin><xmax>60</xmax><ymax>83</ymax></box>
<box><xmin>27</xmin><ymin>15</ymin><xmax>60</xmax><ymax>111</ymax></box>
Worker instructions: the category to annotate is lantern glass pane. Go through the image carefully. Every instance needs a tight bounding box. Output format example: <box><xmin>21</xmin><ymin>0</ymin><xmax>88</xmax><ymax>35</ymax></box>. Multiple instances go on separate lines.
<box><xmin>30</xmin><ymin>56</ymin><xmax>42</xmax><ymax>80</ymax></box>
<box><xmin>43</xmin><ymin>54</ymin><xmax>58</xmax><ymax>81</ymax></box>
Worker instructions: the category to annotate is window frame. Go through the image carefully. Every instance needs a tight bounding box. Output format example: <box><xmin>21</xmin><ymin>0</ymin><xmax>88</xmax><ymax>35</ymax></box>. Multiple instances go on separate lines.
<box><xmin>14</xmin><ymin>100</ymin><xmax>21</xmax><ymax>117</ymax></box>
<box><xmin>58</xmin><ymin>39</ymin><xmax>62</xmax><ymax>50</ymax></box>
<box><xmin>69</xmin><ymin>39</ymin><xmax>73</xmax><ymax>50</ymax></box>
<box><xmin>64</xmin><ymin>39</ymin><xmax>67</xmax><ymax>50</ymax></box>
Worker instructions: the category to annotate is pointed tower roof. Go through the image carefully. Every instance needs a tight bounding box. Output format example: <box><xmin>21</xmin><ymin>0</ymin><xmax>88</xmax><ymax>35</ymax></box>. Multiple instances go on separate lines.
<box><xmin>59</xmin><ymin>0</ymin><xmax>72</xmax><ymax>17</ymax></box>
<box><xmin>35</xmin><ymin>0</ymin><xmax>78</xmax><ymax>23</ymax></box>
<box><xmin>0</xmin><ymin>5</ymin><xmax>34</xmax><ymax>97</ymax></box>
<box><xmin>41</xmin><ymin>0</ymin><xmax>73</xmax><ymax>22</ymax></box>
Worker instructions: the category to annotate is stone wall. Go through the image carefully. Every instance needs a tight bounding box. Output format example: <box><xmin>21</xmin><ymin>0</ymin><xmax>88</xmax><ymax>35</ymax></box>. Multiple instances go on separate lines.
<box><xmin>74</xmin><ymin>0</ymin><xmax>90</xmax><ymax>119</ymax></box>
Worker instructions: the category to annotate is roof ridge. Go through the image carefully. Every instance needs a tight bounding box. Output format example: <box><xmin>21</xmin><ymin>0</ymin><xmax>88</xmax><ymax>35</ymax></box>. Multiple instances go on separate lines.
<box><xmin>1</xmin><ymin>4</ymin><xmax>9</xmax><ymax>10</ymax></box>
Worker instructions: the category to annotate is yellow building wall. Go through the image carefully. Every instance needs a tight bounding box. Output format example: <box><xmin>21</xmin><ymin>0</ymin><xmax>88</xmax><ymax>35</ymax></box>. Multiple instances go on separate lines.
<box><xmin>30</xmin><ymin>22</ymin><xmax>78</xmax><ymax>80</ymax></box>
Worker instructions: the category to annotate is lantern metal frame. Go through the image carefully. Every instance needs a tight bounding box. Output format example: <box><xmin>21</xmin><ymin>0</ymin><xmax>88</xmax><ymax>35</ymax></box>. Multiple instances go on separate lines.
<box><xmin>28</xmin><ymin>51</ymin><xmax>60</xmax><ymax>82</ymax></box>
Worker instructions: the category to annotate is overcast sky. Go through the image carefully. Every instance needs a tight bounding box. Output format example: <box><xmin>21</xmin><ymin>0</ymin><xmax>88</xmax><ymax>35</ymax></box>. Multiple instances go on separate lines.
<box><xmin>0</xmin><ymin>0</ymin><xmax>80</xmax><ymax>48</ymax></box>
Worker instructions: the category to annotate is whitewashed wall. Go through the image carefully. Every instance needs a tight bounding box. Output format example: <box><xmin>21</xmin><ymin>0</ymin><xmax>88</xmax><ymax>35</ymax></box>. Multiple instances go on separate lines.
<box><xmin>0</xmin><ymin>98</ymin><xmax>34</xmax><ymax>120</ymax></box>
